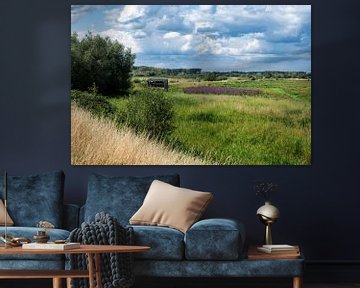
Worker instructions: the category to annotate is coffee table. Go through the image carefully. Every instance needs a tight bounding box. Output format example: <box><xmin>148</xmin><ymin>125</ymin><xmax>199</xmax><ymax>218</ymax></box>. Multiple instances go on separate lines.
<box><xmin>0</xmin><ymin>244</ymin><xmax>150</xmax><ymax>288</ymax></box>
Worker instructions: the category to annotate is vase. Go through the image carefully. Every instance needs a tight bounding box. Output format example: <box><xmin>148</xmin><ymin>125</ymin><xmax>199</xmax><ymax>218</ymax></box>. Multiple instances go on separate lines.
<box><xmin>33</xmin><ymin>231</ymin><xmax>50</xmax><ymax>243</ymax></box>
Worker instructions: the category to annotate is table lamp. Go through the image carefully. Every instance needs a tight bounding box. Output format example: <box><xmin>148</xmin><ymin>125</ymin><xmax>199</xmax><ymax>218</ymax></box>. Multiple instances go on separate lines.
<box><xmin>256</xmin><ymin>201</ymin><xmax>280</xmax><ymax>245</ymax></box>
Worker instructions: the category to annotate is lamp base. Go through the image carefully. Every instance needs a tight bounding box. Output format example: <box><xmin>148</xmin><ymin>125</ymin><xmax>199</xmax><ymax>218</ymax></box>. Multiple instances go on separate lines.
<box><xmin>265</xmin><ymin>223</ymin><xmax>272</xmax><ymax>245</ymax></box>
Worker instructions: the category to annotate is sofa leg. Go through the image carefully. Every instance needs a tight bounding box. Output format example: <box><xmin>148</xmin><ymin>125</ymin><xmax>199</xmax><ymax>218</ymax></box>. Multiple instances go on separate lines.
<box><xmin>293</xmin><ymin>276</ymin><xmax>302</xmax><ymax>288</ymax></box>
<box><xmin>53</xmin><ymin>278</ymin><xmax>62</xmax><ymax>288</ymax></box>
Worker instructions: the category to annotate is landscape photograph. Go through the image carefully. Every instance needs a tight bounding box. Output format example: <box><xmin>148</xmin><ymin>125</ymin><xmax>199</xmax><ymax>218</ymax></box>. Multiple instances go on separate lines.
<box><xmin>71</xmin><ymin>5</ymin><xmax>311</xmax><ymax>165</ymax></box>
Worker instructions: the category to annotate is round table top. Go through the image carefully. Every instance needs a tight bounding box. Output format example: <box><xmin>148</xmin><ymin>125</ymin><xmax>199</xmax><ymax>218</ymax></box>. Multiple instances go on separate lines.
<box><xmin>0</xmin><ymin>244</ymin><xmax>150</xmax><ymax>255</ymax></box>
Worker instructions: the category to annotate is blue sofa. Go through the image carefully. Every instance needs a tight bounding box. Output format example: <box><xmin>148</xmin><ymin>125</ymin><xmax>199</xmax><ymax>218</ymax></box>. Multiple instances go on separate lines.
<box><xmin>80</xmin><ymin>173</ymin><xmax>304</xmax><ymax>283</ymax></box>
<box><xmin>0</xmin><ymin>171</ymin><xmax>303</xmax><ymax>287</ymax></box>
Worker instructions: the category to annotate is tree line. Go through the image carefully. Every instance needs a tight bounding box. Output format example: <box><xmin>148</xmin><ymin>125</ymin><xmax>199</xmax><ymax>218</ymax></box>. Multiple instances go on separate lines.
<box><xmin>133</xmin><ymin>66</ymin><xmax>311</xmax><ymax>80</ymax></box>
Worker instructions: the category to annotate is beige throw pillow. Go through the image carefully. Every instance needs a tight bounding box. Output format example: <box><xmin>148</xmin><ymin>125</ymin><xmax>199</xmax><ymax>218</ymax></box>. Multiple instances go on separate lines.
<box><xmin>130</xmin><ymin>180</ymin><xmax>213</xmax><ymax>233</ymax></box>
<box><xmin>0</xmin><ymin>200</ymin><xmax>14</xmax><ymax>226</ymax></box>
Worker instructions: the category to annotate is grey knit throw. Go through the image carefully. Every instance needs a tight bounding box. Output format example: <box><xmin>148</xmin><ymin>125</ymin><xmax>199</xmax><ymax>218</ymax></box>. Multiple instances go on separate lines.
<box><xmin>68</xmin><ymin>212</ymin><xmax>134</xmax><ymax>288</ymax></box>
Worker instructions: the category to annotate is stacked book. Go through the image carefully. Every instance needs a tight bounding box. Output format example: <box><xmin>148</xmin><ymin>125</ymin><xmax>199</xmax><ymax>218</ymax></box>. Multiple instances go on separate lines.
<box><xmin>257</xmin><ymin>244</ymin><xmax>299</xmax><ymax>255</ymax></box>
<box><xmin>248</xmin><ymin>244</ymin><xmax>300</xmax><ymax>260</ymax></box>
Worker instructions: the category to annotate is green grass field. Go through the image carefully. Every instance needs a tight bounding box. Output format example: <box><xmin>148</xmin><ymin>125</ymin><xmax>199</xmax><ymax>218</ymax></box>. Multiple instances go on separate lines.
<box><xmin>109</xmin><ymin>77</ymin><xmax>311</xmax><ymax>165</ymax></box>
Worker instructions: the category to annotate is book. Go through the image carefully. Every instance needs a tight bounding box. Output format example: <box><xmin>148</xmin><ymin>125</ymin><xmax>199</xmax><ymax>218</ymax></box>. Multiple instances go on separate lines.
<box><xmin>248</xmin><ymin>245</ymin><xmax>300</xmax><ymax>260</ymax></box>
<box><xmin>257</xmin><ymin>244</ymin><xmax>299</xmax><ymax>254</ymax></box>
<box><xmin>22</xmin><ymin>242</ymin><xmax>80</xmax><ymax>250</ymax></box>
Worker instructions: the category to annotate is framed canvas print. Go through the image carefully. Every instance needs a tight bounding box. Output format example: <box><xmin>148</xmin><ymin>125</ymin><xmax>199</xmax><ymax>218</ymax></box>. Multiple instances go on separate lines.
<box><xmin>71</xmin><ymin>5</ymin><xmax>311</xmax><ymax>165</ymax></box>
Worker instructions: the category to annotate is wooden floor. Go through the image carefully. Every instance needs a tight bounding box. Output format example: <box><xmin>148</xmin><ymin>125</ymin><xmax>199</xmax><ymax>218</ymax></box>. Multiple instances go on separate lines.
<box><xmin>1</xmin><ymin>279</ymin><xmax>360</xmax><ymax>288</ymax></box>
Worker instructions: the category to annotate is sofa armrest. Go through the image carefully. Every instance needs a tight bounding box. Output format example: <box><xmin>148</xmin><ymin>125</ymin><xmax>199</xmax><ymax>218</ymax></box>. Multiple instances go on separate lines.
<box><xmin>184</xmin><ymin>218</ymin><xmax>245</xmax><ymax>260</ymax></box>
<box><xmin>63</xmin><ymin>204</ymin><xmax>80</xmax><ymax>231</ymax></box>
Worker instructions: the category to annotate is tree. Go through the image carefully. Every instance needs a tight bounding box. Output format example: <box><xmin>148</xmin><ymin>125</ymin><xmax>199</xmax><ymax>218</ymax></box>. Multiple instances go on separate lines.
<box><xmin>71</xmin><ymin>32</ymin><xmax>135</xmax><ymax>96</ymax></box>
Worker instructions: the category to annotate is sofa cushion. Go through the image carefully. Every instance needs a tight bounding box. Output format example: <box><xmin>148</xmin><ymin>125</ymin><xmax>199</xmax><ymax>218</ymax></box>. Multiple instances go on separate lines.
<box><xmin>133</xmin><ymin>258</ymin><xmax>304</xmax><ymax>277</ymax></box>
<box><xmin>84</xmin><ymin>174</ymin><xmax>180</xmax><ymax>225</ymax></box>
<box><xmin>185</xmin><ymin>218</ymin><xmax>245</xmax><ymax>260</ymax></box>
<box><xmin>130</xmin><ymin>225</ymin><xmax>184</xmax><ymax>260</ymax></box>
<box><xmin>0</xmin><ymin>227</ymin><xmax>70</xmax><ymax>261</ymax></box>
<box><xmin>130</xmin><ymin>180</ymin><xmax>213</xmax><ymax>233</ymax></box>
<box><xmin>0</xmin><ymin>199</ymin><xmax>14</xmax><ymax>226</ymax></box>
<box><xmin>0</xmin><ymin>260</ymin><xmax>65</xmax><ymax>270</ymax></box>
<box><xmin>0</xmin><ymin>171</ymin><xmax>64</xmax><ymax>227</ymax></box>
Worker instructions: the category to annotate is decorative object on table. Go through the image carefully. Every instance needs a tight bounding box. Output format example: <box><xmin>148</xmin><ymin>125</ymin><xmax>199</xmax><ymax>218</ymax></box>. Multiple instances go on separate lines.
<box><xmin>0</xmin><ymin>234</ymin><xmax>31</xmax><ymax>247</ymax></box>
<box><xmin>69</xmin><ymin>212</ymin><xmax>135</xmax><ymax>288</ymax></box>
<box><xmin>248</xmin><ymin>245</ymin><xmax>300</xmax><ymax>260</ymax></box>
<box><xmin>33</xmin><ymin>220</ymin><xmax>55</xmax><ymax>243</ymax></box>
<box><xmin>33</xmin><ymin>230</ymin><xmax>50</xmax><ymax>243</ymax></box>
<box><xmin>37</xmin><ymin>220</ymin><xmax>55</xmax><ymax>232</ymax></box>
<box><xmin>54</xmin><ymin>239</ymin><xmax>67</xmax><ymax>244</ymax></box>
<box><xmin>254</xmin><ymin>181</ymin><xmax>280</xmax><ymax>245</ymax></box>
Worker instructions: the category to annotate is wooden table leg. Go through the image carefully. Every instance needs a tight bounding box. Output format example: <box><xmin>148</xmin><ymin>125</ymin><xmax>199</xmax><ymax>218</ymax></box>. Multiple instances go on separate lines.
<box><xmin>88</xmin><ymin>253</ymin><xmax>95</xmax><ymax>288</ymax></box>
<box><xmin>95</xmin><ymin>253</ymin><xmax>102</xmax><ymax>288</ymax></box>
<box><xmin>66</xmin><ymin>277</ymin><xmax>72</xmax><ymax>288</ymax></box>
<box><xmin>293</xmin><ymin>276</ymin><xmax>302</xmax><ymax>288</ymax></box>
<box><xmin>53</xmin><ymin>278</ymin><xmax>62</xmax><ymax>288</ymax></box>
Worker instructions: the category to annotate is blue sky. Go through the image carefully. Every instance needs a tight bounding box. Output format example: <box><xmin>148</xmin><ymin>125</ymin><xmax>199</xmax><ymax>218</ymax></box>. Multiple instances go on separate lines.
<box><xmin>71</xmin><ymin>5</ymin><xmax>311</xmax><ymax>72</ymax></box>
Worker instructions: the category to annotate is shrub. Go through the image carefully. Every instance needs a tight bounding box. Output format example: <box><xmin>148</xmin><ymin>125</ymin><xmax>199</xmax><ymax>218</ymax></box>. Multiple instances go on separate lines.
<box><xmin>71</xmin><ymin>90</ymin><xmax>116</xmax><ymax>119</ymax></box>
<box><xmin>133</xmin><ymin>78</ymin><xmax>142</xmax><ymax>84</ymax></box>
<box><xmin>203</xmin><ymin>72</ymin><xmax>227</xmax><ymax>81</ymax></box>
<box><xmin>204</xmin><ymin>72</ymin><xmax>218</xmax><ymax>81</ymax></box>
<box><xmin>125</xmin><ymin>90</ymin><xmax>174</xmax><ymax>139</ymax></box>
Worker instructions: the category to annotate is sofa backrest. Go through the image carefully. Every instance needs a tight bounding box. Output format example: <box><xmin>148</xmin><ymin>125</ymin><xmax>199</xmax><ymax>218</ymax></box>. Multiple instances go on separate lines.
<box><xmin>0</xmin><ymin>170</ymin><xmax>65</xmax><ymax>228</ymax></box>
<box><xmin>82</xmin><ymin>174</ymin><xmax>180</xmax><ymax>226</ymax></box>
<box><xmin>63</xmin><ymin>203</ymin><xmax>80</xmax><ymax>231</ymax></box>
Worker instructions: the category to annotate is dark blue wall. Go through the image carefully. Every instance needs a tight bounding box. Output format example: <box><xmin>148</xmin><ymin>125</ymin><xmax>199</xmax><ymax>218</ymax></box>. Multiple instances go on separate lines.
<box><xmin>0</xmin><ymin>0</ymin><xmax>359</xmax><ymax>263</ymax></box>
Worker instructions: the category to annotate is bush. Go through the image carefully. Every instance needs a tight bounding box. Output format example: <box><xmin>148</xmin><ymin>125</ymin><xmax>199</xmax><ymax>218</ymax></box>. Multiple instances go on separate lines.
<box><xmin>203</xmin><ymin>72</ymin><xmax>227</xmax><ymax>81</ymax></box>
<box><xmin>71</xmin><ymin>90</ymin><xmax>116</xmax><ymax>120</ymax></box>
<box><xmin>125</xmin><ymin>90</ymin><xmax>174</xmax><ymax>139</ymax></box>
<box><xmin>204</xmin><ymin>72</ymin><xmax>218</xmax><ymax>81</ymax></box>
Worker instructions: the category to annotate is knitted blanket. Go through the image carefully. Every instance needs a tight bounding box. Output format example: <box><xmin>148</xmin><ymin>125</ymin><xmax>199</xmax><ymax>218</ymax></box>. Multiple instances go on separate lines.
<box><xmin>68</xmin><ymin>212</ymin><xmax>134</xmax><ymax>288</ymax></box>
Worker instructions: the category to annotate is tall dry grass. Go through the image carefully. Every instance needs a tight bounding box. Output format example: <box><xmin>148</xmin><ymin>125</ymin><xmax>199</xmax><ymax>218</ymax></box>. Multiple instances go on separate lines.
<box><xmin>71</xmin><ymin>104</ymin><xmax>207</xmax><ymax>165</ymax></box>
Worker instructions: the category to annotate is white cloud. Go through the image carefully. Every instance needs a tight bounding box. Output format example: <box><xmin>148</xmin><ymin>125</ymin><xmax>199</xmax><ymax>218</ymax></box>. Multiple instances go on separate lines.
<box><xmin>163</xmin><ymin>32</ymin><xmax>181</xmax><ymax>39</ymax></box>
<box><xmin>72</xmin><ymin>5</ymin><xmax>311</xmax><ymax>71</ymax></box>
<box><xmin>117</xmin><ymin>6</ymin><xmax>146</xmax><ymax>23</ymax></box>
<box><xmin>99</xmin><ymin>29</ymin><xmax>141</xmax><ymax>53</ymax></box>
<box><xmin>71</xmin><ymin>5</ymin><xmax>102</xmax><ymax>23</ymax></box>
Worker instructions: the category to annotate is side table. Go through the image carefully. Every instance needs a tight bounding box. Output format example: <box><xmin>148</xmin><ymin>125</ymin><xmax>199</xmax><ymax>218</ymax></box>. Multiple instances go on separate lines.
<box><xmin>0</xmin><ymin>244</ymin><xmax>150</xmax><ymax>288</ymax></box>
<box><xmin>247</xmin><ymin>245</ymin><xmax>304</xmax><ymax>288</ymax></box>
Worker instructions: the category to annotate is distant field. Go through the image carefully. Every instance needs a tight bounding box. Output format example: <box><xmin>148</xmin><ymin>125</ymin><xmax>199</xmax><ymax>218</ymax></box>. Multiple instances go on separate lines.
<box><xmin>108</xmin><ymin>77</ymin><xmax>311</xmax><ymax>165</ymax></box>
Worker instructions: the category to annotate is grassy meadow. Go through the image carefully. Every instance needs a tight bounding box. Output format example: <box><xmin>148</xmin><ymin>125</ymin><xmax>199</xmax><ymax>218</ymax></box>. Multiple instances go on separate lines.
<box><xmin>71</xmin><ymin>104</ymin><xmax>207</xmax><ymax>165</ymax></box>
<box><xmin>105</xmin><ymin>76</ymin><xmax>311</xmax><ymax>165</ymax></box>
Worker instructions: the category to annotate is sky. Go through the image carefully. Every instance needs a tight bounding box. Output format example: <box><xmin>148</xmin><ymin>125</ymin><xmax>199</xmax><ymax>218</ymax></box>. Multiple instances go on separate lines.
<box><xmin>71</xmin><ymin>5</ymin><xmax>311</xmax><ymax>72</ymax></box>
